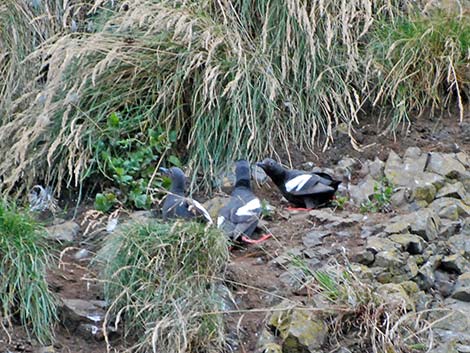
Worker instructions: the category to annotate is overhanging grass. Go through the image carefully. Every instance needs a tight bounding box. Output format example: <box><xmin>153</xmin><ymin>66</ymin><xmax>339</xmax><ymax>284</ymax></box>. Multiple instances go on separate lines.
<box><xmin>95</xmin><ymin>220</ymin><xmax>229</xmax><ymax>353</ymax></box>
<box><xmin>370</xmin><ymin>11</ymin><xmax>470</xmax><ymax>127</ymax></box>
<box><xmin>0</xmin><ymin>200</ymin><xmax>57</xmax><ymax>344</ymax></box>
<box><xmin>0</xmin><ymin>0</ymin><xmax>401</xmax><ymax>195</ymax></box>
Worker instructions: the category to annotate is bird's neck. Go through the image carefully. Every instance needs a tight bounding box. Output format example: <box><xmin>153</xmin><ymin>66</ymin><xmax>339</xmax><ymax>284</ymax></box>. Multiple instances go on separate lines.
<box><xmin>234</xmin><ymin>179</ymin><xmax>251</xmax><ymax>189</ymax></box>
<box><xmin>170</xmin><ymin>181</ymin><xmax>185</xmax><ymax>195</ymax></box>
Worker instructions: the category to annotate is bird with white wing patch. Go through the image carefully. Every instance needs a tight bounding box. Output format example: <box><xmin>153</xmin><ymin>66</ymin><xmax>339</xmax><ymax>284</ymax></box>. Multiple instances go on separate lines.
<box><xmin>256</xmin><ymin>158</ymin><xmax>341</xmax><ymax>210</ymax></box>
<box><xmin>217</xmin><ymin>160</ymin><xmax>272</xmax><ymax>244</ymax></box>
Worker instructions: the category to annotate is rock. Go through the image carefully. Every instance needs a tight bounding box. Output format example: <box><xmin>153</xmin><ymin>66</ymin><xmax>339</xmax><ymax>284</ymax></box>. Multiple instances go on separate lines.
<box><xmin>366</xmin><ymin>236</ymin><xmax>398</xmax><ymax>254</ymax></box>
<box><xmin>441</xmin><ymin>254</ymin><xmax>470</xmax><ymax>274</ymax></box>
<box><xmin>302</xmin><ymin>230</ymin><xmax>330</xmax><ymax>248</ymax></box>
<box><xmin>203</xmin><ymin>196</ymin><xmax>230</xmax><ymax>220</ymax></box>
<box><xmin>416</xmin><ymin>257</ymin><xmax>441</xmax><ymax>290</ymax></box>
<box><xmin>452</xmin><ymin>272</ymin><xmax>470</xmax><ymax>302</ymax></box>
<box><xmin>46</xmin><ymin>221</ymin><xmax>80</xmax><ymax>242</ymax></box>
<box><xmin>73</xmin><ymin>249</ymin><xmax>90</xmax><ymax>261</ymax></box>
<box><xmin>351</xmin><ymin>249</ymin><xmax>375</xmax><ymax>265</ymax></box>
<box><xmin>374</xmin><ymin>250</ymin><xmax>408</xmax><ymax>269</ymax></box>
<box><xmin>269</xmin><ymin>307</ymin><xmax>328</xmax><ymax>352</ymax></box>
<box><xmin>377</xmin><ymin>283</ymin><xmax>415</xmax><ymax>311</ymax></box>
<box><xmin>349</xmin><ymin>175</ymin><xmax>376</xmax><ymax>204</ymax></box>
<box><xmin>384</xmin><ymin>221</ymin><xmax>410</xmax><ymax>235</ymax></box>
<box><xmin>337</xmin><ymin>157</ymin><xmax>359</xmax><ymax>170</ymax></box>
<box><xmin>60</xmin><ymin>298</ymin><xmax>106</xmax><ymax>335</ymax></box>
<box><xmin>456</xmin><ymin>152</ymin><xmax>470</xmax><ymax>167</ymax></box>
<box><xmin>279</xmin><ymin>268</ymin><xmax>305</xmax><ymax>290</ymax></box>
<box><xmin>435</xmin><ymin>269</ymin><xmax>456</xmax><ymax>297</ymax></box>
<box><xmin>128</xmin><ymin>210</ymin><xmax>155</xmax><ymax>222</ymax></box>
<box><xmin>448</xmin><ymin>234</ymin><xmax>470</xmax><ymax>257</ymax></box>
<box><xmin>261</xmin><ymin>343</ymin><xmax>283</xmax><ymax>353</ymax></box>
<box><xmin>440</xmin><ymin>220</ymin><xmax>462</xmax><ymax>238</ymax></box>
<box><xmin>309</xmin><ymin>209</ymin><xmax>362</xmax><ymax>227</ymax></box>
<box><xmin>414</xmin><ymin>183</ymin><xmax>437</xmax><ymax>203</ymax></box>
<box><xmin>385</xmin><ymin>209</ymin><xmax>440</xmax><ymax>241</ymax></box>
<box><xmin>432</xmin><ymin>299</ymin><xmax>470</xmax><ymax>344</ymax></box>
<box><xmin>426</xmin><ymin>152</ymin><xmax>466</xmax><ymax>177</ymax></box>
<box><xmin>389</xmin><ymin>233</ymin><xmax>425</xmax><ymax>254</ymax></box>
<box><xmin>252</xmin><ymin>165</ymin><xmax>268</xmax><ymax>184</ymax></box>
<box><xmin>406</xmin><ymin>256</ymin><xmax>419</xmax><ymax>277</ymax></box>
<box><xmin>368</xmin><ymin>157</ymin><xmax>385</xmax><ymax>180</ymax></box>
<box><xmin>390</xmin><ymin>188</ymin><xmax>413</xmax><ymax>209</ymax></box>
<box><xmin>437</xmin><ymin>182</ymin><xmax>468</xmax><ymax>200</ymax></box>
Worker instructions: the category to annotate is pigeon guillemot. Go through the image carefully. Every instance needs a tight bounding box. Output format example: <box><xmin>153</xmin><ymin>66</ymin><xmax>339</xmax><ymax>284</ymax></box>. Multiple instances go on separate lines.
<box><xmin>160</xmin><ymin>167</ymin><xmax>212</xmax><ymax>223</ymax></box>
<box><xmin>256</xmin><ymin>158</ymin><xmax>340</xmax><ymax>209</ymax></box>
<box><xmin>217</xmin><ymin>160</ymin><xmax>271</xmax><ymax>244</ymax></box>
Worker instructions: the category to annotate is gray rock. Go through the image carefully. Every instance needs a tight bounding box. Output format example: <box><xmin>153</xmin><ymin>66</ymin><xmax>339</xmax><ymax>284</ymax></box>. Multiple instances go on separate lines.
<box><xmin>448</xmin><ymin>234</ymin><xmax>470</xmax><ymax>257</ymax></box>
<box><xmin>390</xmin><ymin>233</ymin><xmax>425</xmax><ymax>254</ymax></box>
<box><xmin>366</xmin><ymin>236</ymin><xmax>398</xmax><ymax>254</ymax></box>
<box><xmin>349</xmin><ymin>175</ymin><xmax>376</xmax><ymax>204</ymax></box>
<box><xmin>337</xmin><ymin>157</ymin><xmax>359</xmax><ymax>170</ymax></box>
<box><xmin>385</xmin><ymin>209</ymin><xmax>440</xmax><ymax>241</ymax></box>
<box><xmin>384</xmin><ymin>221</ymin><xmax>410</xmax><ymax>234</ymax></box>
<box><xmin>432</xmin><ymin>299</ymin><xmax>470</xmax><ymax>344</ymax></box>
<box><xmin>437</xmin><ymin>182</ymin><xmax>467</xmax><ymax>200</ymax></box>
<box><xmin>390</xmin><ymin>188</ymin><xmax>413</xmax><ymax>209</ymax></box>
<box><xmin>431</xmin><ymin>198</ymin><xmax>470</xmax><ymax>221</ymax></box>
<box><xmin>435</xmin><ymin>269</ymin><xmax>456</xmax><ymax>297</ymax></box>
<box><xmin>269</xmin><ymin>307</ymin><xmax>328</xmax><ymax>352</ymax></box>
<box><xmin>368</xmin><ymin>157</ymin><xmax>385</xmax><ymax>180</ymax></box>
<box><xmin>302</xmin><ymin>230</ymin><xmax>330</xmax><ymax>248</ymax></box>
<box><xmin>416</xmin><ymin>262</ymin><xmax>436</xmax><ymax>290</ymax></box>
<box><xmin>203</xmin><ymin>196</ymin><xmax>230</xmax><ymax>220</ymax></box>
<box><xmin>456</xmin><ymin>152</ymin><xmax>470</xmax><ymax>168</ymax></box>
<box><xmin>252</xmin><ymin>165</ymin><xmax>268</xmax><ymax>184</ymax></box>
<box><xmin>441</xmin><ymin>254</ymin><xmax>470</xmax><ymax>274</ymax></box>
<box><xmin>351</xmin><ymin>249</ymin><xmax>375</xmax><ymax>265</ymax></box>
<box><xmin>60</xmin><ymin>298</ymin><xmax>106</xmax><ymax>333</ymax></box>
<box><xmin>377</xmin><ymin>283</ymin><xmax>415</xmax><ymax>311</ymax></box>
<box><xmin>73</xmin><ymin>249</ymin><xmax>90</xmax><ymax>261</ymax></box>
<box><xmin>279</xmin><ymin>268</ymin><xmax>305</xmax><ymax>290</ymax></box>
<box><xmin>46</xmin><ymin>221</ymin><xmax>80</xmax><ymax>242</ymax></box>
<box><xmin>452</xmin><ymin>272</ymin><xmax>470</xmax><ymax>302</ymax></box>
<box><xmin>439</xmin><ymin>220</ymin><xmax>462</xmax><ymax>238</ymax></box>
<box><xmin>426</xmin><ymin>152</ymin><xmax>466</xmax><ymax>177</ymax></box>
<box><xmin>128</xmin><ymin>210</ymin><xmax>155</xmax><ymax>222</ymax></box>
<box><xmin>309</xmin><ymin>209</ymin><xmax>362</xmax><ymax>227</ymax></box>
<box><xmin>374</xmin><ymin>249</ymin><xmax>408</xmax><ymax>269</ymax></box>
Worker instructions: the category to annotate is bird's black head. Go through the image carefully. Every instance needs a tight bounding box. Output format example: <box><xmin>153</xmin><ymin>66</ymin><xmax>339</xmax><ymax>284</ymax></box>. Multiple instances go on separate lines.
<box><xmin>159</xmin><ymin>166</ymin><xmax>186</xmax><ymax>193</ymax></box>
<box><xmin>234</xmin><ymin>159</ymin><xmax>251</xmax><ymax>188</ymax></box>
<box><xmin>256</xmin><ymin>158</ymin><xmax>285</xmax><ymax>182</ymax></box>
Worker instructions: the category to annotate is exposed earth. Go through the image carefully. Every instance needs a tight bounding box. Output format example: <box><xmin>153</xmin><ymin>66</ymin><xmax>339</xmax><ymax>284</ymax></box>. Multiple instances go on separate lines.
<box><xmin>2</xmin><ymin>109</ymin><xmax>470</xmax><ymax>353</ymax></box>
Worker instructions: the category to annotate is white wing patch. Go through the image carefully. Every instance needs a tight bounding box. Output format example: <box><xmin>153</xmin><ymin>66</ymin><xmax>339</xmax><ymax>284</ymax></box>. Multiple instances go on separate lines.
<box><xmin>217</xmin><ymin>216</ymin><xmax>225</xmax><ymax>227</ymax></box>
<box><xmin>191</xmin><ymin>200</ymin><xmax>213</xmax><ymax>225</ymax></box>
<box><xmin>285</xmin><ymin>174</ymin><xmax>312</xmax><ymax>192</ymax></box>
<box><xmin>235</xmin><ymin>198</ymin><xmax>261</xmax><ymax>217</ymax></box>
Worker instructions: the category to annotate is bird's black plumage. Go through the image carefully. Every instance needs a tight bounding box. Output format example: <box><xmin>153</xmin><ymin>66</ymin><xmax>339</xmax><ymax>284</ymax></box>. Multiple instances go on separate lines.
<box><xmin>256</xmin><ymin>158</ymin><xmax>340</xmax><ymax>208</ymax></box>
<box><xmin>160</xmin><ymin>167</ymin><xmax>212</xmax><ymax>223</ymax></box>
<box><xmin>217</xmin><ymin>160</ymin><xmax>262</xmax><ymax>241</ymax></box>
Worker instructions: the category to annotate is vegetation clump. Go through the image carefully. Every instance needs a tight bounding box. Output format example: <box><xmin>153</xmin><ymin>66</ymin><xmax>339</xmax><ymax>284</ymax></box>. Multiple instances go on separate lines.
<box><xmin>0</xmin><ymin>200</ymin><xmax>57</xmax><ymax>344</ymax></box>
<box><xmin>95</xmin><ymin>220</ymin><xmax>229</xmax><ymax>353</ymax></box>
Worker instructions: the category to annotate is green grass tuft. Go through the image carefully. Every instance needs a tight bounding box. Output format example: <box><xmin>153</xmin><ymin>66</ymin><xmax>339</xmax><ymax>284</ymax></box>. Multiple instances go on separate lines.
<box><xmin>0</xmin><ymin>200</ymin><xmax>57</xmax><ymax>344</ymax></box>
<box><xmin>95</xmin><ymin>220</ymin><xmax>229</xmax><ymax>353</ymax></box>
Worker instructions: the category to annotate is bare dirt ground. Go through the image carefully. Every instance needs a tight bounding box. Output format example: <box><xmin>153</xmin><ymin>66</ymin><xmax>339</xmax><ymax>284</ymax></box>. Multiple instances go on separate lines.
<box><xmin>1</xmin><ymin>108</ymin><xmax>470</xmax><ymax>353</ymax></box>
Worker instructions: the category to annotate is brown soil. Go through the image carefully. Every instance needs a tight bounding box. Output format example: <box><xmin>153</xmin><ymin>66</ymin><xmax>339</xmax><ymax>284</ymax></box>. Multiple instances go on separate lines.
<box><xmin>1</xmin><ymin>111</ymin><xmax>469</xmax><ymax>353</ymax></box>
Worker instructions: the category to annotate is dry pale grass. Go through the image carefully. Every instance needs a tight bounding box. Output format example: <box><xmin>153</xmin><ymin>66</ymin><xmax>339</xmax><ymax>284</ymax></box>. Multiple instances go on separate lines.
<box><xmin>0</xmin><ymin>0</ymin><xmax>404</xmax><ymax>196</ymax></box>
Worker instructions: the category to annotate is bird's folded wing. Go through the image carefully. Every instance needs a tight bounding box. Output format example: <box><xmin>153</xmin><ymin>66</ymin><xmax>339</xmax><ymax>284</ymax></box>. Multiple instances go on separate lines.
<box><xmin>287</xmin><ymin>175</ymin><xmax>335</xmax><ymax>195</ymax></box>
<box><xmin>188</xmin><ymin>199</ymin><xmax>213</xmax><ymax>224</ymax></box>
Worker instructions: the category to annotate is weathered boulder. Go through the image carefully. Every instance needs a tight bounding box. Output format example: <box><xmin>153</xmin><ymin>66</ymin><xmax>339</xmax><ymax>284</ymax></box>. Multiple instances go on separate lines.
<box><xmin>430</xmin><ymin>198</ymin><xmax>470</xmax><ymax>221</ymax></box>
<box><xmin>374</xmin><ymin>249</ymin><xmax>408</xmax><ymax>269</ymax></box>
<box><xmin>252</xmin><ymin>165</ymin><xmax>268</xmax><ymax>184</ymax></box>
<box><xmin>389</xmin><ymin>233</ymin><xmax>425</xmax><ymax>254</ymax></box>
<box><xmin>377</xmin><ymin>283</ymin><xmax>415</xmax><ymax>311</ymax></box>
<box><xmin>439</xmin><ymin>220</ymin><xmax>462</xmax><ymax>238</ymax></box>
<box><xmin>46</xmin><ymin>221</ymin><xmax>80</xmax><ymax>242</ymax></box>
<box><xmin>367</xmin><ymin>157</ymin><xmax>385</xmax><ymax>180</ymax></box>
<box><xmin>59</xmin><ymin>298</ymin><xmax>107</xmax><ymax>339</ymax></box>
<box><xmin>448</xmin><ymin>234</ymin><xmax>470</xmax><ymax>257</ymax></box>
<box><xmin>349</xmin><ymin>175</ymin><xmax>376</xmax><ymax>204</ymax></box>
<box><xmin>351</xmin><ymin>249</ymin><xmax>375</xmax><ymax>265</ymax></box>
<box><xmin>435</xmin><ymin>269</ymin><xmax>456</xmax><ymax>298</ymax></box>
<box><xmin>441</xmin><ymin>254</ymin><xmax>470</xmax><ymax>274</ymax></box>
<box><xmin>426</xmin><ymin>152</ymin><xmax>466</xmax><ymax>177</ymax></box>
<box><xmin>432</xmin><ymin>299</ymin><xmax>470</xmax><ymax>345</ymax></box>
<box><xmin>366</xmin><ymin>236</ymin><xmax>398</xmax><ymax>254</ymax></box>
<box><xmin>203</xmin><ymin>196</ymin><xmax>230</xmax><ymax>220</ymax></box>
<box><xmin>302</xmin><ymin>230</ymin><xmax>330</xmax><ymax>248</ymax></box>
<box><xmin>309</xmin><ymin>209</ymin><xmax>362</xmax><ymax>227</ymax></box>
<box><xmin>384</xmin><ymin>209</ymin><xmax>440</xmax><ymax>241</ymax></box>
<box><xmin>269</xmin><ymin>306</ymin><xmax>328</xmax><ymax>352</ymax></box>
<box><xmin>436</xmin><ymin>182</ymin><xmax>468</xmax><ymax>200</ymax></box>
<box><xmin>452</xmin><ymin>273</ymin><xmax>470</xmax><ymax>302</ymax></box>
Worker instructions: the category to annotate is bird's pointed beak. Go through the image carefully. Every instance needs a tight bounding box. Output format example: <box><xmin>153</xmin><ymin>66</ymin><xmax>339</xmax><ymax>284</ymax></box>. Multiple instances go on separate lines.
<box><xmin>255</xmin><ymin>161</ymin><xmax>264</xmax><ymax>168</ymax></box>
<box><xmin>159</xmin><ymin>167</ymin><xmax>169</xmax><ymax>175</ymax></box>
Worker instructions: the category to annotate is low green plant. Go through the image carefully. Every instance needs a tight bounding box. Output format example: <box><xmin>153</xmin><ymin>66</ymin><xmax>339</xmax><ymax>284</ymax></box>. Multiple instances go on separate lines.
<box><xmin>360</xmin><ymin>177</ymin><xmax>394</xmax><ymax>213</ymax></box>
<box><xmin>0</xmin><ymin>200</ymin><xmax>57</xmax><ymax>344</ymax></box>
<box><xmin>332</xmin><ymin>195</ymin><xmax>348</xmax><ymax>211</ymax></box>
<box><xmin>91</xmin><ymin>111</ymin><xmax>180</xmax><ymax>210</ymax></box>
<box><xmin>95</xmin><ymin>220</ymin><xmax>229</xmax><ymax>353</ymax></box>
